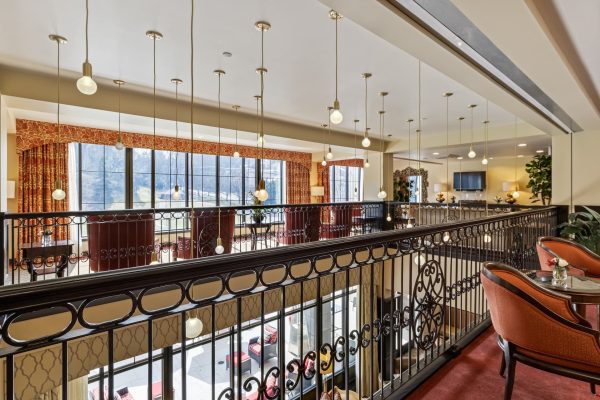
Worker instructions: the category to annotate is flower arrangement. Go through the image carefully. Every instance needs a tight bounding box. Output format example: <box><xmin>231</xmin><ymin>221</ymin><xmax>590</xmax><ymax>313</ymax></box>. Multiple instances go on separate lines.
<box><xmin>40</xmin><ymin>228</ymin><xmax>53</xmax><ymax>246</ymax></box>
<box><xmin>494</xmin><ymin>195</ymin><xmax>503</xmax><ymax>204</ymax></box>
<box><xmin>547</xmin><ymin>256</ymin><xmax>569</xmax><ymax>286</ymax></box>
<box><xmin>40</xmin><ymin>228</ymin><xmax>52</xmax><ymax>237</ymax></box>
<box><xmin>435</xmin><ymin>193</ymin><xmax>445</xmax><ymax>203</ymax></box>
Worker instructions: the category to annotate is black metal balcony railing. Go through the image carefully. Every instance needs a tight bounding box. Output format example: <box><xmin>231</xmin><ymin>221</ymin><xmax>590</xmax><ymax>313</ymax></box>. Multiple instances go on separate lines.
<box><xmin>0</xmin><ymin>206</ymin><xmax>557</xmax><ymax>400</ymax></box>
<box><xmin>0</xmin><ymin>201</ymin><xmax>526</xmax><ymax>285</ymax></box>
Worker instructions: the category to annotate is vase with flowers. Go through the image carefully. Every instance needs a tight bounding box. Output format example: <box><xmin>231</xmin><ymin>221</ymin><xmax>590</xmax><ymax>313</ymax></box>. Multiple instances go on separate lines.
<box><xmin>435</xmin><ymin>193</ymin><xmax>445</xmax><ymax>203</ymax></box>
<box><xmin>547</xmin><ymin>256</ymin><xmax>569</xmax><ymax>287</ymax></box>
<box><xmin>40</xmin><ymin>228</ymin><xmax>53</xmax><ymax>247</ymax></box>
<box><xmin>248</xmin><ymin>191</ymin><xmax>265</xmax><ymax>223</ymax></box>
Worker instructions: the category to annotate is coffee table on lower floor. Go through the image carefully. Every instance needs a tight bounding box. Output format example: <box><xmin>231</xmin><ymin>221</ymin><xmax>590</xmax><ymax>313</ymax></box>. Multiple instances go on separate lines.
<box><xmin>225</xmin><ymin>351</ymin><xmax>252</xmax><ymax>374</ymax></box>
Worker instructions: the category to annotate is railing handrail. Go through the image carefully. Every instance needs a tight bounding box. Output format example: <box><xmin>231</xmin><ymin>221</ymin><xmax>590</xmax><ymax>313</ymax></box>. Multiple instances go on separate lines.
<box><xmin>1</xmin><ymin>200</ymin><xmax>533</xmax><ymax>219</ymax></box>
<box><xmin>0</xmin><ymin>206</ymin><xmax>557</xmax><ymax>314</ymax></box>
<box><xmin>2</xmin><ymin>200</ymin><xmax>385</xmax><ymax>219</ymax></box>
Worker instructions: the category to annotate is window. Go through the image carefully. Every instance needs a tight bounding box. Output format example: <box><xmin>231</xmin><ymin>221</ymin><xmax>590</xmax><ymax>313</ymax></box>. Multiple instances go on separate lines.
<box><xmin>218</xmin><ymin>155</ymin><xmax>243</xmax><ymax>206</ymax></box>
<box><xmin>78</xmin><ymin>143</ymin><xmax>126</xmax><ymax>211</ymax></box>
<box><xmin>72</xmin><ymin>143</ymin><xmax>286</xmax><ymax>212</ymax></box>
<box><xmin>409</xmin><ymin>175</ymin><xmax>422</xmax><ymax>202</ymax></box>
<box><xmin>260</xmin><ymin>159</ymin><xmax>284</xmax><ymax>205</ymax></box>
<box><xmin>330</xmin><ymin>165</ymin><xmax>362</xmax><ymax>202</ymax></box>
<box><xmin>154</xmin><ymin>150</ymin><xmax>186</xmax><ymax>209</ymax></box>
<box><xmin>132</xmin><ymin>148</ymin><xmax>152</xmax><ymax>209</ymax></box>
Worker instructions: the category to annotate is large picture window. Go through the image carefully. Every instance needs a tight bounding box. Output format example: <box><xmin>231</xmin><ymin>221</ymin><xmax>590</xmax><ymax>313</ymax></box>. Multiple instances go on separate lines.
<box><xmin>330</xmin><ymin>165</ymin><xmax>362</xmax><ymax>202</ymax></box>
<box><xmin>72</xmin><ymin>144</ymin><xmax>285</xmax><ymax>212</ymax></box>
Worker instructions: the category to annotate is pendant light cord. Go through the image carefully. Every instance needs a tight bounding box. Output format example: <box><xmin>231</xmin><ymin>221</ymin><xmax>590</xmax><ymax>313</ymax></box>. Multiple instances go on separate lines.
<box><xmin>445</xmin><ymin>95</ymin><xmax>449</xmax><ymax>215</ymax></box>
<box><xmin>458</xmin><ymin>117</ymin><xmax>463</xmax><ymax>218</ymax></box>
<box><xmin>118</xmin><ymin>83</ymin><xmax>121</xmax><ymax>139</ymax></box>
<box><xmin>217</xmin><ymin>71</ymin><xmax>222</xmax><ymax>237</ymax></box>
<box><xmin>56</xmin><ymin>39</ymin><xmax>61</xmax><ymax>145</ymax></box>
<box><xmin>570</xmin><ymin>132</ymin><xmax>574</xmax><ymax>212</ymax></box>
<box><xmin>85</xmin><ymin>0</ymin><xmax>89</xmax><ymax>63</ymax></box>
<box><xmin>514</xmin><ymin>117</ymin><xmax>518</xmax><ymax>190</ymax></box>
<box><xmin>260</xmin><ymin>27</ymin><xmax>265</xmax><ymax>176</ymax></box>
<box><xmin>152</xmin><ymin>33</ymin><xmax>157</xmax><ymax>213</ymax></box>
<box><xmin>417</xmin><ymin>60</ymin><xmax>422</xmax><ymax>219</ymax></box>
<box><xmin>174</xmin><ymin>81</ymin><xmax>179</xmax><ymax>186</ymax></box>
<box><xmin>407</xmin><ymin>119</ymin><xmax>412</xmax><ymax>206</ymax></box>
<box><xmin>335</xmin><ymin>14</ymin><xmax>339</xmax><ymax>103</ymax></box>
<box><xmin>190</xmin><ymin>0</ymin><xmax>195</xmax><ymax>210</ymax></box>
<box><xmin>364</xmin><ymin>76</ymin><xmax>368</xmax><ymax>137</ymax></box>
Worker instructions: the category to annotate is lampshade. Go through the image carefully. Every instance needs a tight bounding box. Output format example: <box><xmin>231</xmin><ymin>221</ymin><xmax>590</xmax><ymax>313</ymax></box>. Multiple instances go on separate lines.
<box><xmin>434</xmin><ymin>183</ymin><xmax>448</xmax><ymax>193</ymax></box>
<box><xmin>502</xmin><ymin>181</ymin><xmax>513</xmax><ymax>192</ymax></box>
<box><xmin>311</xmin><ymin>186</ymin><xmax>325</xmax><ymax>197</ymax></box>
<box><xmin>6</xmin><ymin>180</ymin><xmax>15</xmax><ymax>199</ymax></box>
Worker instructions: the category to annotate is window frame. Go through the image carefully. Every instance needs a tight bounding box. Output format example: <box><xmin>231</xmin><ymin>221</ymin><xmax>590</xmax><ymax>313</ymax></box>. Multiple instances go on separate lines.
<box><xmin>329</xmin><ymin>165</ymin><xmax>362</xmax><ymax>202</ymax></box>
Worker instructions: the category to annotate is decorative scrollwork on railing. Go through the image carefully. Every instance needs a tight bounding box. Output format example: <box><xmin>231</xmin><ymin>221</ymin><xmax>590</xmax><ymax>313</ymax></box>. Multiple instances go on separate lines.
<box><xmin>348</xmin><ymin>330</ymin><xmax>360</xmax><ymax>355</ymax></box>
<box><xmin>217</xmin><ymin>387</ymin><xmax>234</xmax><ymax>400</ymax></box>
<box><xmin>411</xmin><ymin>259</ymin><xmax>445</xmax><ymax>350</ymax></box>
<box><xmin>243</xmin><ymin>366</ymin><xmax>280</xmax><ymax>400</ymax></box>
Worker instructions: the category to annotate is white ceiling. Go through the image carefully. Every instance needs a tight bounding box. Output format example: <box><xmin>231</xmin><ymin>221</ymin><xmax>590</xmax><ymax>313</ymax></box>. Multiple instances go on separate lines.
<box><xmin>0</xmin><ymin>0</ymin><xmax>529</xmax><ymax>140</ymax></box>
<box><xmin>396</xmin><ymin>134</ymin><xmax>552</xmax><ymax>161</ymax></box>
<box><xmin>550</xmin><ymin>0</ymin><xmax>600</xmax><ymax>101</ymax></box>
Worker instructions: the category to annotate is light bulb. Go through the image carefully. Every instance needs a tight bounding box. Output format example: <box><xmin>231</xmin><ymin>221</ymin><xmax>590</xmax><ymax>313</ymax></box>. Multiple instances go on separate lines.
<box><xmin>76</xmin><ymin>71</ymin><xmax>97</xmax><ymax>95</ymax></box>
<box><xmin>233</xmin><ymin>151</ymin><xmax>240</xmax><ymax>158</ymax></box>
<box><xmin>215</xmin><ymin>237</ymin><xmax>225</xmax><ymax>254</ymax></box>
<box><xmin>406</xmin><ymin>223</ymin><xmax>414</xmax><ymax>228</ymax></box>
<box><xmin>364</xmin><ymin>160</ymin><xmax>370</xmax><ymax>168</ymax></box>
<box><xmin>377</xmin><ymin>189</ymin><xmax>387</xmax><ymax>199</ymax></box>
<box><xmin>362</xmin><ymin>136</ymin><xmax>371</xmax><ymax>148</ymax></box>
<box><xmin>414</xmin><ymin>255</ymin><xmax>426</xmax><ymax>266</ymax></box>
<box><xmin>185</xmin><ymin>316</ymin><xmax>203</xmax><ymax>339</ymax></box>
<box><xmin>172</xmin><ymin>186</ymin><xmax>181</xmax><ymax>200</ymax></box>
<box><xmin>115</xmin><ymin>139</ymin><xmax>125</xmax><ymax>150</ymax></box>
<box><xmin>322</xmin><ymin>159</ymin><xmax>327</xmax><ymax>166</ymax></box>
<box><xmin>481</xmin><ymin>158</ymin><xmax>488</xmax><ymax>165</ymax></box>
<box><xmin>386</xmin><ymin>214</ymin><xmax>392</xmax><ymax>222</ymax></box>
<box><xmin>512</xmin><ymin>191</ymin><xmax>520</xmax><ymax>199</ymax></box>
<box><xmin>257</xmin><ymin>135</ymin><xmax>264</xmax><ymax>145</ymax></box>
<box><xmin>52</xmin><ymin>188</ymin><xmax>66</xmax><ymax>201</ymax></box>
<box><xmin>484</xmin><ymin>234</ymin><xmax>492</xmax><ymax>243</ymax></box>
<box><xmin>258</xmin><ymin>189</ymin><xmax>269</xmax><ymax>202</ymax></box>
<box><xmin>330</xmin><ymin>109</ymin><xmax>343</xmax><ymax>125</ymax></box>
<box><xmin>326</xmin><ymin>150</ymin><xmax>333</xmax><ymax>160</ymax></box>
<box><xmin>443</xmin><ymin>232</ymin><xmax>450</xmax><ymax>242</ymax></box>
<box><xmin>468</xmin><ymin>148</ymin><xmax>476</xmax><ymax>159</ymax></box>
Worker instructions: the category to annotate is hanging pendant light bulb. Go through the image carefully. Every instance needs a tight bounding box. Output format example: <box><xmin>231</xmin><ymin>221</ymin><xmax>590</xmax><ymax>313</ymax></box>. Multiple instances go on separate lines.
<box><xmin>361</xmin><ymin>73</ymin><xmax>372</xmax><ymax>147</ymax></box>
<box><xmin>255</xmin><ymin>20</ymin><xmax>271</xmax><ymax>203</ymax></box>
<box><xmin>386</xmin><ymin>214</ymin><xmax>392</xmax><ymax>222</ymax></box>
<box><xmin>481</xmin><ymin>119</ymin><xmax>489</xmax><ymax>165</ymax></box>
<box><xmin>114</xmin><ymin>80</ymin><xmax>125</xmax><ymax>150</ymax></box>
<box><xmin>185</xmin><ymin>311</ymin><xmax>204</xmax><ymax>339</ymax></box>
<box><xmin>353</xmin><ymin>118</ymin><xmax>359</xmax><ymax>195</ymax></box>
<box><xmin>232</xmin><ymin>105</ymin><xmax>241</xmax><ymax>157</ymax></box>
<box><xmin>322</xmin><ymin>158</ymin><xmax>327</xmax><ymax>167</ymax></box>
<box><xmin>467</xmin><ymin>104</ymin><xmax>477</xmax><ymax>158</ymax></box>
<box><xmin>50</xmin><ymin>34</ymin><xmax>68</xmax><ymax>201</ymax></box>
<box><xmin>214</xmin><ymin>69</ymin><xmax>227</xmax><ymax>253</ymax></box>
<box><xmin>363</xmin><ymin>155</ymin><xmax>370</xmax><ymax>168</ymax></box>
<box><xmin>76</xmin><ymin>0</ymin><xmax>97</xmax><ymax>95</ymax></box>
<box><xmin>329</xmin><ymin>10</ymin><xmax>343</xmax><ymax>125</ymax></box>
<box><xmin>171</xmin><ymin>78</ymin><xmax>183</xmax><ymax>200</ymax></box>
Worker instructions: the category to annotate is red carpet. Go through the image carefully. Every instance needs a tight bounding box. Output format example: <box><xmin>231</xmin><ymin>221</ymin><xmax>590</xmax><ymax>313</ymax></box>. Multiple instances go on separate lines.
<box><xmin>407</xmin><ymin>307</ymin><xmax>599</xmax><ymax>400</ymax></box>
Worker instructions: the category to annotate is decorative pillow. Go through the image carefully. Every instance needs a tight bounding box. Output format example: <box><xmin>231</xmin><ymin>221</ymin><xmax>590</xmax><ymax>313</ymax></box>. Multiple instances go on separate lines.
<box><xmin>265</xmin><ymin>333</ymin><xmax>272</xmax><ymax>344</ymax></box>
<box><xmin>265</xmin><ymin>374</ymin><xmax>278</xmax><ymax>397</ymax></box>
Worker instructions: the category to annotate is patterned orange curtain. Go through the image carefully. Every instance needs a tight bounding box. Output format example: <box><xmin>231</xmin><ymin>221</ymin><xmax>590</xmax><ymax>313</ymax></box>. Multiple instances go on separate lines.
<box><xmin>286</xmin><ymin>162</ymin><xmax>310</xmax><ymax>204</ymax></box>
<box><xmin>18</xmin><ymin>143</ymin><xmax>69</xmax><ymax>245</ymax></box>
<box><xmin>317</xmin><ymin>164</ymin><xmax>330</xmax><ymax>203</ymax></box>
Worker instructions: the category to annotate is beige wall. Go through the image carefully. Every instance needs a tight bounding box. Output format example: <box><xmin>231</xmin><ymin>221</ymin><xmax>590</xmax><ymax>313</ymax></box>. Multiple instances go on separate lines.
<box><xmin>552</xmin><ymin>130</ymin><xmax>600</xmax><ymax>206</ymax></box>
<box><xmin>393</xmin><ymin>156</ymin><xmax>536</xmax><ymax>204</ymax></box>
<box><xmin>7</xmin><ymin>133</ymin><xmax>18</xmax><ymax>212</ymax></box>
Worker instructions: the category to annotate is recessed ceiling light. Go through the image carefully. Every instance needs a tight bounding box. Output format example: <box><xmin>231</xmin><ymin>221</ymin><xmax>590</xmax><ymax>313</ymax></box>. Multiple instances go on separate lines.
<box><xmin>536</xmin><ymin>149</ymin><xmax>544</xmax><ymax>153</ymax></box>
<box><xmin>222</xmin><ymin>51</ymin><xmax>232</xmax><ymax>57</ymax></box>
<box><xmin>517</xmin><ymin>155</ymin><xmax>524</xmax><ymax>158</ymax></box>
<box><xmin>517</xmin><ymin>143</ymin><xmax>527</xmax><ymax>147</ymax></box>
<box><xmin>457</xmin><ymin>41</ymin><xmax>463</xmax><ymax>47</ymax></box>
<box><xmin>433</xmin><ymin>152</ymin><xmax>439</xmax><ymax>155</ymax></box>
<box><xmin>457</xmin><ymin>156</ymin><xmax>463</xmax><ymax>160</ymax></box>
<box><xmin>489</xmin><ymin>157</ymin><xmax>494</xmax><ymax>160</ymax></box>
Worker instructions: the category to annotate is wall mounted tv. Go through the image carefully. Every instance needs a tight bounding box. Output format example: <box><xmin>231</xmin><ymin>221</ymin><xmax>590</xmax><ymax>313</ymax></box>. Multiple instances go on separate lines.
<box><xmin>453</xmin><ymin>171</ymin><xmax>486</xmax><ymax>191</ymax></box>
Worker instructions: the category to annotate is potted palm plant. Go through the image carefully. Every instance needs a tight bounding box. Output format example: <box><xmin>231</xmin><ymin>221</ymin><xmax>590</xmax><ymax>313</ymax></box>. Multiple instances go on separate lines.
<box><xmin>559</xmin><ymin>206</ymin><xmax>600</xmax><ymax>255</ymax></box>
<box><xmin>525</xmin><ymin>154</ymin><xmax>552</xmax><ymax>205</ymax></box>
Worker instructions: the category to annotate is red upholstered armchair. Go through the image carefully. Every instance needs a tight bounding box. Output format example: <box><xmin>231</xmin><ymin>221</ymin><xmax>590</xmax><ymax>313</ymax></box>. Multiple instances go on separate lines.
<box><xmin>87</xmin><ymin>213</ymin><xmax>155</xmax><ymax>272</ymax></box>
<box><xmin>481</xmin><ymin>263</ymin><xmax>599</xmax><ymax>399</ymax></box>
<box><xmin>278</xmin><ymin>206</ymin><xmax>321</xmax><ymax>245</ymax></box>
<box><xmin>174</xmin><ymin>208</ymin><xmax>236</xmax><ymax>259</ymax></box>
<box><xmin>248</xmin><ymin>325</ymin><xmax>278</xmax><ymax>363</ymax></box>
<box><xmin>536</xmin><ymin>236</ymin><xmax>600</xmax><ymax>276</ymax></box>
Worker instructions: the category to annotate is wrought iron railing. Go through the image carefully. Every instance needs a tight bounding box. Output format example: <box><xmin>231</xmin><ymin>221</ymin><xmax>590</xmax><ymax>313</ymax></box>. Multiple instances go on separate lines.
<box><xmin>0</xmin><ymin>201</ymin><xmax>529</xmax><ymax>285</ymax></box>
<box><xmin>0</xmin><ymin>206</ymin><xmax>557</xmax><ymax>399</ymax></box>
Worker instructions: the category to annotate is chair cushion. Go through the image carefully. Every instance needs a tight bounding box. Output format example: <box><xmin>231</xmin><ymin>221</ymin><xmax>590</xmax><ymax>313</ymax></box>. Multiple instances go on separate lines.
<box><xmin>249</xmin><ymin>343</ymin><xmax>262</xmax><ymax>355</ymax></box>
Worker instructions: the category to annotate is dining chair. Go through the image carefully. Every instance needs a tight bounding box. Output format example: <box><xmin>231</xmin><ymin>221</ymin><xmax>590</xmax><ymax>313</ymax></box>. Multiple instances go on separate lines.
<box><xmin>481</xmin><ymin>262</ymin><xmax>600</xmax><ymax>399</ymax></box>
<box><xmin>537</xmin><ymin>236</ymin><xmax>600</xmax><ymax>277</ymax></box>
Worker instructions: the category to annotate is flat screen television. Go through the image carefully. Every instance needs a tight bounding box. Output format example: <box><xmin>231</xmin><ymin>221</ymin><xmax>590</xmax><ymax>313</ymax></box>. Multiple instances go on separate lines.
<box><xmin>453</xmin><ymin>171</ymin><xmax>486</xmax><ymax>191</ymax></box>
